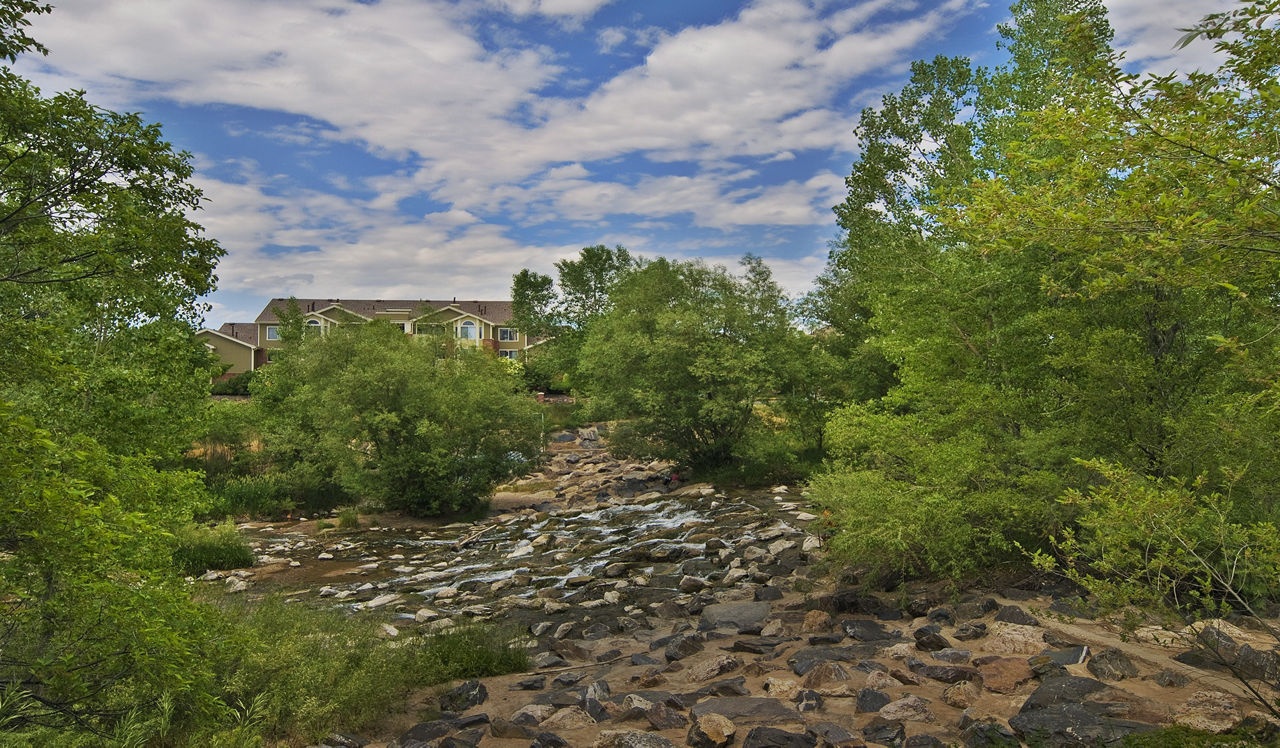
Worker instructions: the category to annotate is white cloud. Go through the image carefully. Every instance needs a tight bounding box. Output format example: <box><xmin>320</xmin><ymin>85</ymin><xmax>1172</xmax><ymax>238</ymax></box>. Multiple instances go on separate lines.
<box><xmin>1103</xmin><ymin>0</ymin><xmax>1233</xmax><ymax>74</ymax></box>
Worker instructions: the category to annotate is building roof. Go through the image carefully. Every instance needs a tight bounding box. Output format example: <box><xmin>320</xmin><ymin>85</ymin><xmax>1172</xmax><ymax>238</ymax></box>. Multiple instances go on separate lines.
<box><xmin>210</xmin><ymin>321</ymin><xmax>259</xmax><ymax>346</ymax></box>
<box><xmin>255</xmin><ymin>298</ymin><xmax>515</xmax><ymax>325</ymax></box>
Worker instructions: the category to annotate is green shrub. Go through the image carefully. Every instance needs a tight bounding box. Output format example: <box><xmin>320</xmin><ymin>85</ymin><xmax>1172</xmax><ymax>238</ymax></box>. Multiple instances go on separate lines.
<box><xmin>209</xmin><ymin>473</ymin><xmax>295</xmax><ymax>518</ymax></box>
<box><xmin>211</xmin><ymin>599</ymin><xmax>528</xmax><ymax>742</ymax></box>
<box><xmin>173</xmin><ymin>521</ymin><xmax>255</xmax><ymax>575</ymax></box>
<box><xmin>337</xmin><ymin>507</ymin><xmax>360</xmax><ymax>530</ymax></box>
<box><xmin>210</xmin><ymin>370</ymin><xmax>255</xmax><ymax>396</ymax></box>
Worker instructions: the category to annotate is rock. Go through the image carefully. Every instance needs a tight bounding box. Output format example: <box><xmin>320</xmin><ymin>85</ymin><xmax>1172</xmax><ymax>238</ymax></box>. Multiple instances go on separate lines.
<box><xmin>880</xmin><ymin>694</ymin><xmax>935</xmax><ymax>723</ymax></box>
<box><xmin>801</xmin><ymin>661</ymin><xmax>852</xmax><ymax>689</ymax></box>
<box><xmin>856</xmin><ymin>688</ymin><xmax>891</xmax><ymax>713</ymax></box>
<box><xmin>322</xmin><ymin>733</ymin><xmax>368</xmax><ymax>748</ymax></box>
<box><xmin>931</xmin><ymin>648</ymin><xmax>971</xmax><ymax>664</ymax></box>
<box><xmin>489</xmin><ymin>717</ymin><xmax>534</xmax><ymax>739</ymax></box>
<box><xmin>914</xmin><ymin>664</ymin><xmax>981</xmax><ymax>684</ymax></box>
<box><xmin>953</xmin><ymin>622</ymin><xmax>988</xmax><ymax>641</ymax></box>
<box><xmin>861</xmin><ymin>717</ymin><xmax>906</xmax><ymax>746</ymax></box>
<box><xmin>913</xmin><ymin>625</ymin><xmax>951</xmax><ymax>652</ymax></box>
<box><xmin>688</xmin><ymin>713</ymin><xmax>737</xmax><ymax>748</ymax></box>
<box><xmin>742</xmin><ymin>727</ymin><xmax>817</xmax><ymax>748</ymax></box>
<box><xmin>993</xmin><ymin>605</ymin><xmax>1039</xmax><ymax>626</ymax></box>
<box><xmin>225</xmin><ymin>577</ymin><xmax>250</xmax><ymax>593</ymax></box>
<box><xmin>1150</xmin><ymin>669</ymin><xmax>1189</xmax><ymax>688</ymax></box>
<box><xmin>700</xmin><ymin>601</ymin><xmax>772</xmax><ymax>633</ymax></box>
<box><xmin>943</xmin><ymin>680</ymin><xmax>981</xmax><ymax>709</ymax></box>
<box><xmin>439</xmin><ymin>680</ymin><xmax>487</xmax><ymax>712</ymax></box>
<box><xmin>805</xmin><ymin>723</ymin><xmax>858</xmax><ymax>747</ymax></box>
<box><xmin>1027</xmin><ymin>654</ymin><xmax>1069</xmax><ymax>680</ymax></box>
<box><xmin>541</xmin><ymin>706</ymin><xmax>597</xmax><ymax>730</ymax></box>
<box><xmin>664</xmin><ymin>633</ymin><xmax>704</xmax><ymax>661</ymax></box>
<box><xmin>1087</xmin><ymin>647</ymin><xmax>1138</xmax><ymax>681</ymax></box>
<box><xmin>975</xmin><ymin>657</ymin><xmax>1034</xmax><ymax>694</ymax></box>
<box><xmin>985</xmin><ymin>623</ymin><xmax>1045</xmax><ymax>655</ymax></box>
<box><xmin>1018</xmin><ymin>676</ymin><xmax>1106</xmax><ymax>712</ymax></box>
<box><xmin>1041</xmin><ymin>645</ymin><xmax>1089</xmax><ymax>666</ymax></box>
<box><xmin>511</xmin><ymin>703</ymin><xmax>556</xmax><ymax>726</ymax></box>
<box><xmin>691</xmin><ymin>697</ymin><xmax>797</xmax><ymax>723</ymax></box>
<box><xmin>865</xmin><ymin>670</ymin><xmax>899</xmax><ymax>691</ymax></box>
<box><xmin>904</xmin><ymin>737</ymin><xmax>945</xmax><ymax>747</ymax></box>
<box><xmin>801</xmin><ymin>609</ymin><xmax>832</xmax><ymax>633</ymax></box>
<box><xmin>533</xmin><ymin>652</ymin><xmax>568</xmax><ymax>669</ymax></box>
<box><xmin>532</xmin><ymin>732</ymin><xmax>570</xmax><ymax>748</ymax></box>
<box><xmin>844</xmin><ymin>619</ymin><xmax>899</xmax><ymax>642</ymax></box>
<box><xmin>688</xmin><ymin>654</ymin><xmax>741</xmax><ymax>682</ymax></box>
<box><xmin>794</xmin><ymin>689</ymin><xmax>822</xmax><ymax>712</ymax></box>
<box><xmin>510</xmin><ymin>676</ymin><xmax>547</xmax><ymax>691</ymax></box>
<box><xmin>1009</xmin><ymin>703</ymin><xmax>1157</xmax><ymax>745</ymax></box>
<box><xmin>680</xmin><ymin>575</ymin><xmax>708</xmax><ymax>592</ymax></box>
<box><xmin>1174</xmin><ymin>690</ymin><xmax>1244</xmax><ymax>733</ymax></box>
<box><xmin>763</xmin><ymin>677</ymin><xmax>800</xmax><ymax>700</ymax></box>
<box><xmin>644</xmin><ymin>703</ymin><xmax>688</xmax><ymax>730</ymax></box>
<box><xmin>593</xmin><ymin>731</ymin><xmax>675</xmax><ymax>748</ymax></box>
<box><xmin>958</xmin><ymin>719</ymin><xmax>1020</xmax><ymax>747</ymax></box>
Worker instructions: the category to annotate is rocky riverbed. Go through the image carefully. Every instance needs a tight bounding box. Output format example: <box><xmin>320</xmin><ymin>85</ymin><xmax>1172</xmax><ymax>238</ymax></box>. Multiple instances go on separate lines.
<box><xmin>196</xmin><ymin>428</ymin><xmax>1280</xmax><ymax>747</ymax></box>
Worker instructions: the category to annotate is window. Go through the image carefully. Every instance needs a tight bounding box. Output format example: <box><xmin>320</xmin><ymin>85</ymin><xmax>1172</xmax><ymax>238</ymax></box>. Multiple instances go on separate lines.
<box><xmin>305</xmin><ymin>319</ymin><xmax>321</xmax><ymax>334</ymax></box>
<box><xmin>498</xmin><ymin>350</ymin><xmax>519</xmax><ymax>360</ymax></box>
<box><xmin>457</xmin><ymin>320</ymin><xmax>477</xmax><ymax>340</ymax></box>
<box><xmin>498</xmin><ymin>327</ymin><xmax>518</xmax><ymax>342</ymax></box>
<box><xmin>265</xmin><ymin>325</ymin><xmax>279</xmax><ymax>340</ymax></box>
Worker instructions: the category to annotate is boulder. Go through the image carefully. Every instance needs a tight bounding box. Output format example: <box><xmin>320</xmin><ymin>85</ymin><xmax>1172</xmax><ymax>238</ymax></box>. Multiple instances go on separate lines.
<box><xmin>688</xmin><ymin>713</ymin><xmax>737</xmax><ymax>748</ymax></box>
<box><xmin>880</xmin><ymin>694</ymin><xmax>935</xmax><ymax>724</ymax></box>
<box><xmin>1174</xmin><ymin>690</ymin><xmax>1244</xmax><ymax>734</ymax></box>
<box><xmin>742</xmin><ymin>727</ymin><xmax>817</xmax><ymax>748</ymax></box>
<box><xmin>691</xmin><ymin>697</ymin><xmax>797</xmax><ymax>723</ymax></box>
<box><xmin>439</xmin><ymin>680</ymin><xmax>487</xmax><ymax>712</ymax></box>
<box><xmin>1087</xmin><ymin>647</ymin><xmax>1139</xmax><ymax>681</ymax></box>
<box><xmin>700</xmin><ymin>601</ymin><xmax>773</xmax><ymax>632</ymax></box>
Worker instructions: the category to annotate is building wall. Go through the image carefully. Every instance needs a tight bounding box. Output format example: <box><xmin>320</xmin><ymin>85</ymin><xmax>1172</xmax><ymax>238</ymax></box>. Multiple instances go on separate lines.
<box><xmin>198</xmin><ymin>333</ymin><xmax>255</xmax><ymax>375</ymax></box>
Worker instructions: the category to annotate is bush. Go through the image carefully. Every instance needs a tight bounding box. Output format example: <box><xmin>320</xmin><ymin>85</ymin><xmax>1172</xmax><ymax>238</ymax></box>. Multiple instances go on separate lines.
<box><xmin>208</xmin><ymin>473</ymin><xmax>295</xmax><ymax>518</ymax></box>
<box><xmin>210</xmin><ymin>599</ymin><xmax>528</xmax><ymax>743</ymax></box>
<box><xmin>337</xmin><ymin>507</ymin><xmax>360</xmax><ymax>530</ymax></box>
<box><xmin>210</xmin><ymin>370</ymin><xmax>255</xmax><ymax>396</ymax></box>
<box><xmin>173</xmin><ymin>521</ymin><xmax>255</xmax><ymax>575</ymax></box>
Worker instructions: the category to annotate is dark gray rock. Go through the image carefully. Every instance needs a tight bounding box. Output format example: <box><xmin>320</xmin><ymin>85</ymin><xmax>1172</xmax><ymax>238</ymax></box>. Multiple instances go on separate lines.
<box><xmin>397</xmin><ymin>721</ymin><xmax>453</xmax><ymax>744</ymax></box>
<box><xmin>730</xmin><ymin>636</ymin><xmax>788</xmax><ymax>655</ymax></box>
<box><xmin>664</xmin><ymin>633</ymin><xmax>705</xmax><ymax>661</ymax></box>
<box><xmin>533</xmin><ymin>652</ymin><xmax>568</xmax><ymax>669</ymax></box>
<box><xmin>788</xmin><ymin>644</ymin><xmax>885</xmax><ymax>675</ymax></box>
<box><xmin>700</xmin><ymin>601</ymin><xmax>773</xmax><ymax>632</ymax></box>
<box><xmin>321</xmin><ymin>734</ymin><xmax>368</xmax><ymax>748</ymax></box>
<box><xmin>645</xmin><ymin>703</ymin><xmax>688</xmax><ymax>730</ymax></box>
<box><xmin>855</xmin><ymin>688</ymin><xmax>891</xmax><ymax>713</ymax></box>
<box><xmin>1150</xmin><ymin>669</ymin><xmax>1189</xmax><ymax>688</ymax></box>
<box><xmin>755</xmin><ymin>586</ymin><xmax>784</xmax><ymax>602</ymax></box>
<box><xmin>806</xmin><ymin>723</ymin><xmax>859</xmax><ymax>748</ymax></box>
<box><xmin>994</xmin><ymin>605</ymin><xmax>1039</xmax><ymax>626</ymax></box>
<box><xmin>913</xmin><ymin>625</ymin><xmax>951</xmax><ymax>652</ymax></box>
<box><xmin>958</xmin><ymin>719</ymin><xmax>1020</xmax><ymax>747</ymax></box>
<box><xmin>1019</xmin><ymin>676</ymin><xmax>1107</xmax><ymax>712</ymax></box>
<box><xmin>931</xmin><ymin>648</ymin><xmax>971</xmax><ymax>664</ymax></box>
<box><xmin>510</xmin><ymin>676</ymin><xmax>546</xmax><ymax>691</ymax></box>
<box><xmin>914</xmin><ymin>664</ymin><xmax>981</xmax><ymax>684</ymax></box>
<box><xmin>926</xmin><ymin>607</ymin><xmax>956</xmax><ymax>627</ymax></box>
<box><xmin>954</xmin><ymin>622</ymin><xmax>988</xmax><ymax>641</ymax></box>
<box><xmin>596</xmin><ymin>732</ymin><xmax>676</xmax><ymax>748</ymax></box>
<box><xmin>696</xmin><ymin>676</ymin><xmax>752</xmax><ymax>698</ymax></box>
<box><xmin>905</xmin><ymin>736</ymin><xmax>946</xmax><ymax>747</ymax></box>
<box><xmin>1009</xmin><ymin>703</ymin><xmax>1157</xmax><ymax>746</ymax></box>
<box><xmin>439</xmin><ymin>680</ymin><xmax>487</xmax><ymax>712</ymax></box>
<box><xmin>552</xmin><ymin>672</ymin><xmax>585</xmax><ymax>687</ymax></box>
<box><xmin>861</xmin><ymin>717</ymin><xmax>905</xmax><ymax>746</ymax></box>
<box><xmin>489</xmin><ymin>717</ymin><xmax>534</xmax><ymax>739</ymax></box>
<box><xmin>1087</xmin><ymin>648</ymin><xmax>1138</xmax><ymax>681</ymax></box>
<box><xmin>630</xmin><ymin>652</ymin><xmax>660</xmax><ymax>666</ymax></box>
<box><xmin>691</xmin><ymin>697</ymin><xmax>797</xmax><ymax>722</ymax></box>
<box><xmin>742</xmin><ymin>727</ymin><xmax>817</xmax><ymax>748</ymax></box>
<box><xmin>843</xmin><ymin>618</ymin><xmax>900</xmax><ymax>642</ymax></box>
<box><xmin>531</xmin><ymin>732</ymin><xmax>569</xmax><ymax>748</ymax></box>
<box><xmin>1041</xmin><ymin>646</ymin><xmax>1089</xmax><ymax>666</ymax></box>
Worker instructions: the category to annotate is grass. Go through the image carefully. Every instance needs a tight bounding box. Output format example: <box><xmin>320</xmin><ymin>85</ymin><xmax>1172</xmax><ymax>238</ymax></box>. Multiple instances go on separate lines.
<box><xmin>498</xmin><ymin>479</ymin><xmax>557</xmax><ymax>494</ymax></box>
<box><xmin>542</xmin><ymin>400</ymin><xmax>585</xmax><ymax>431</ymax></box>
<box><xmin>337</xmin><ymin>506</ymin><xmax>360</xmax><ymax>529</ymax></box>
<box><xmin>173</xmin><ymin>521</ymin><xmax>256</xmax><ymax>575</ymax></box>
<box><xmin>210</xmin><ymin>598</ymin><xmax>529</xmax><ymax>744</ymax></box>
<box><xmin>1122</xmin><ymin>725</ymin><xmax>1276</xmax><ymax>747</ymax></box>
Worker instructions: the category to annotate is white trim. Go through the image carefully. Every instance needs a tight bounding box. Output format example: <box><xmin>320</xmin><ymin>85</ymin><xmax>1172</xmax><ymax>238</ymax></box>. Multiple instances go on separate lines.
<box><xmin>311</xmin><ymin>303</ymin><xmax>372</xmax><ymax>321</ymax></box>
<box><xmin>265</xmin><ymin>325</ymin><xmax>280</xmax><ymax>341</ymax></box>
<box><xmin>498</xmin><ymin>327</ymin><xmax>518</xmax><ymax>342</ymax></box>
<box><xmin>197</xmin><ymin>328</ymin><xmax>257</xmax><ymax>348</ymax></box>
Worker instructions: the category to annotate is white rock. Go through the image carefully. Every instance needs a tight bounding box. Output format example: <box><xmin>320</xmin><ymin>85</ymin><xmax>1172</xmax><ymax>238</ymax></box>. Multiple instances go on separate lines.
<box><xmin>317</xmin><ymin>552</ymin><xmax>334</xmax><ymax>560</ymax></box>
<box><xmin>365</xmin><ymin>593</ymin><xmax>402</xmax><ymax>609</ymax></box>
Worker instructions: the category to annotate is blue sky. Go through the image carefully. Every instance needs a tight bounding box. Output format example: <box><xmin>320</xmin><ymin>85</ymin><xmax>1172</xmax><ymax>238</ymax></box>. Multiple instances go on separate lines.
<box><xmin>14</xmin><ymin>0</ymin><xmax>1228</xmax><ymax>327</ymax></box>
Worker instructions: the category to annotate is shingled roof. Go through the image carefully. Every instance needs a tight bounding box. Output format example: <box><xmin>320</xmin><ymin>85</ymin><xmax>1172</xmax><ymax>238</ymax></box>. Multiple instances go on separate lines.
<box><xmin>255</xmin><ymin>298</ymin><xmax>515</xmax><ymax>325</ymax></box>
<box><xmin>216</xmin><ymin>322</ymin><xmax>259</xmax><ymax>346</ymax></box>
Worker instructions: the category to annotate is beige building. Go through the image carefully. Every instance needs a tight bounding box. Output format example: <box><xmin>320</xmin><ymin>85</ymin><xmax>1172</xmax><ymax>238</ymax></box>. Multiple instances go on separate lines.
<box><xmin>198</xmin><ymin>298</ymin><xmax>534</xmax><ymax>377</ymax></box>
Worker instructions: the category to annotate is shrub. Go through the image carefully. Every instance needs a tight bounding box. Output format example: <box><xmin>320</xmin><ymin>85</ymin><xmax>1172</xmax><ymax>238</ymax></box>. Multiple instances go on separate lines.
<box><xmin>210</xmin><ymin>599</ymin><xmax>528</xmax><ymax>742</ymax></box>
<box><xmin>337</xmin><ymin>507</ymin><xmax>360</xmax><ymax>530</ymax></box>
<box><xmin>172</xmin><ymin>521</ymin><xmax>255</xmax><ymax>575</ymax></box>
<box><xmin>209</xmin><ymin>473</ymin><xmax>295</xmax><ymax>518</ymax></box>
<box><xmin>210</xmin><ymin>370</ymin><xmax>255</xmax><ymax>396</ymax></box>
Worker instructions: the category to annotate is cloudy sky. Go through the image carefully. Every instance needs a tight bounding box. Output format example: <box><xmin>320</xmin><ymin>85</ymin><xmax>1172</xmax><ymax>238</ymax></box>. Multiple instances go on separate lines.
<box><xmin>14</xmin><ymin>0</ymin><xmax>1228</xmax><ymax>326</ymax></box>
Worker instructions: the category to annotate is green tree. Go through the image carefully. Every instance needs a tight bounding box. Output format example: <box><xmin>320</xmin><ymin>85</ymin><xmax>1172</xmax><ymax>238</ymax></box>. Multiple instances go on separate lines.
<box><xmin>511</xmin><ymin>244</ymin><xmax>637</xmax><ymax>391</ymax></box>
<box><xmin>253</xmin><ymin>321</ymin><xmax>543</xmax><ymax>515</ymax></box>
<box><xmin>812</xmin><ymin>0</ymin><xmax>1280</xmax><ymax>586</ymax></box>
<box><xmin>580</xmin><ymin>255</ymin><xmax>801</xmax><ymax>471</ymax></box>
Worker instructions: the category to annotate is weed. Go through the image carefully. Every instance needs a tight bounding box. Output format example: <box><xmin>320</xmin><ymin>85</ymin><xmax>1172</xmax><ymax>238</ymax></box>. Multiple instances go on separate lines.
<box><xmin>337</xmin><ymin>507</ymin><xmax>360</xmax><ymax>530</ymax></box>
<box><xmin>173</xmin><ymin>521</ymin><xmax>255</xmax><ymax>575</ymax></box>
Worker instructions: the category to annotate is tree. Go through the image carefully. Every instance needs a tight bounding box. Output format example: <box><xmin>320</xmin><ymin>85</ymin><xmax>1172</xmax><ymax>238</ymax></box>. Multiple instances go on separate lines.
<box><xmin>812</xmin><ymin>0</ymin><xmax>1280</xmax><ymax>587</ymax></box>
<box><xmin>579</xmin><ymin>255</ymin><xmax>801</xmax><ymax>471</ymax></box>
<box><xmin>511</xmin><ymin>244</ymin><xmax>637</xmax><ymax>391</ymax></box>
<box><xmin>252</xmin><ymin>321</ymin><xmax>544</xmax><ymax>516</ymax></box>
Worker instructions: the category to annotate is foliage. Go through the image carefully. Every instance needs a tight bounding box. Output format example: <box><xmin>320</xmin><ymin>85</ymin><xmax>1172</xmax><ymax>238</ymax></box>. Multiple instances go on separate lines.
<box><xmin>810</xmin><ymin>0</ymin><xmax>1280</xmax><ymax>581</ymax></box>
<box><xmin>512</xmin><ymin>244</ymin><xmax>638</xmax><ymax>391</ymax></box>
<box><xmin>209</xmin><ymin>599</ymin><xmax>528</xmax><ymax>743</ymax></box>
<box><xmin>211</xmin><ymin>370</ymin><xmax>256</xmax><ymax>396</ymax></box>
<box><xmin>173</xmin><ymin>521</ymin><xmax>256</xmax><ymax>576</ymax></box>
<box><xmin>579</xmin><ymin>255</ymin><xmax>802</xmax><ymax>470</ymax></box>
<box><xmin>337</xmin><ymin>507</ymin><xmax>360</xmax><ymax>530</ymax></box>
<box><xmin>0</xmin><ymin>405</ymin><xmax>222</xmax><ymax>735</ymax></box>
<box><xmin>251</xmin><ymin>321</ymin><xmax>543</xmax><ymax>516</ymax></box>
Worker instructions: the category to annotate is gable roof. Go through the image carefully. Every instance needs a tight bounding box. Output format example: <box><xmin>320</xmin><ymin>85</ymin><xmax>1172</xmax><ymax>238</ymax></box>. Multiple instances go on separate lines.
<box><xmin>199</xmin><ymin>322</ymin><xmax>259</xmax><ymax>347</ymax></box>
<box><xmin>256</xmin><ymin>298</ymin><xmax>515</xmax><ymax>326</ymax></box>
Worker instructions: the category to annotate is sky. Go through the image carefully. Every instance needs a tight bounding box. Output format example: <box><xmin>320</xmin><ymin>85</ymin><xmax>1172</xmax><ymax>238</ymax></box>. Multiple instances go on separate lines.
<box><xmin>13</xmin><ymin>0</ymin><xmax>1231</xmax><ymax>327</ymax></box>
